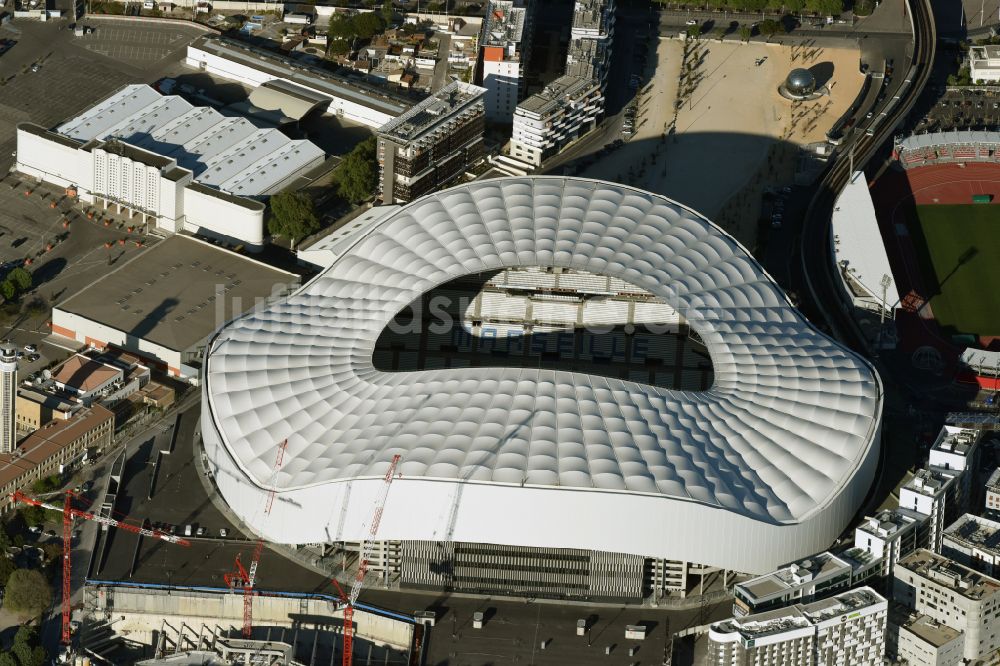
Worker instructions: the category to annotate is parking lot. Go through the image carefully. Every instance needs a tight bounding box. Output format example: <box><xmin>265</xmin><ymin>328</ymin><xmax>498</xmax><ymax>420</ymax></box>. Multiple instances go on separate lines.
<box><xmin>0</xmin><ymin>19</ymin><xmax>205</xmax><ymax>174</ymax></box>
<box><xmin>917</xmin><ymin>88</ymin><xmax>1000</xmax><ymax>133</ymax></box>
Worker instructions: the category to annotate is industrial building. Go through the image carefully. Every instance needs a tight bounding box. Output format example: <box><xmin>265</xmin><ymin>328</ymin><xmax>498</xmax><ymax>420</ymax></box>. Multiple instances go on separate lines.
<box><xmin>376</xmin><ymin>81</ymin><xmax>486</xmax><ymax>204</ymax></box>
<box><xmin>478</xmin><ymin>0</ymin><xmax>534</xmax><ymax>122</ymax></box>
<box><xmin>52</xmin><ymin>235</ymin><xmax>299</xmax><ymax>383</ymax></box>
<box><xmin>893</xmin><ymin>549</ymin><xmax>1000</xmax><ymax>662</ymax></box>
<box><xmin>707</xmin><ymin>587</ymin><xmax>887</xmax><ymax>665</ymax></box>
<box><xmin>15</xmin><ymin>84</ymin><xmax>325</xmax><ymax>250</ymax></box>
<box><xmin>508</xmin><ymin>0</ymin><xmax>615</xmax><ymax>166</ymax></box>
<box><xmin>185</xmin><ymin>35</ymin><xmax>413</xmax><ymax>128</ymax></box>
<box><xmin>201</xmin><ymin>177</ymin><xmax>883</xmax><ymax>600</ymax></box>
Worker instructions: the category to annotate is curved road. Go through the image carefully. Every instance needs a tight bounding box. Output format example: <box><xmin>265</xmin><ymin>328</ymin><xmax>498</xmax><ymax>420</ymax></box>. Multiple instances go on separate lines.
<box><xmin>799</xmin><ymin>0</ymin><xmax>936</xmax><ymax>351</ymax></box>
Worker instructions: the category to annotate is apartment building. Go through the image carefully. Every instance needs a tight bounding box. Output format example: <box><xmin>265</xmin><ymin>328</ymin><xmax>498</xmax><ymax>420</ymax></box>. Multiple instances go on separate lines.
<box><xmin>929</xmin><ymin>425</ymin><xmax>981</xmax><ymax>512</ymax></box>
<box><xmin>855</xmin><ymin>508</ymin><xmax>921</xmax><ymax>576</ymax></box>
<box><xmin>985</xmin><ymin>467</ymin><xmax>1000</xmax><ymax>518</ymax></box>
<box><xmin>970</xmin><ymin>45</ymin><xmax>1000</xmax><ymax>84</ymax></box>
<box><xmin>708</xmin><ymin>588</ymin><xmax>887</xmax><ymax>666</ymax></box>
<box><xmin>894</xmin><ymin>549</ymin><xmax>1000</xmax><ymax>661</ymax></box>
<box><xmin>0</xmin><ymin>405</ymin><xmax>114</xmax><ymax>510</ymax></box>
<box><xmin>942</xmin><ymin>513</ymin><xmax>1000</xmax><ymax>578</ymax></box>
<box><xmin>376</xmin><ymin>81</ymin><xmax>486</xmax><ymax>204</ymax></box>
<box><xmin>900</xmin><ymin>468</ymin><xmax>958</xmax><ymax>553</ymax></box>
<box><xmin>479</xmin><ymin>0</ymin><xmax>534</xmax><ymax>122</ymax></box>
<box><xmin>506</xmin><ymin>0</ymin><xmax>614</xmax><ymax>168</ymax></box>
<box><xmin>509</xmin><ymin>74</ymin><xmax>603</xmax><ymax>166</ymax></box>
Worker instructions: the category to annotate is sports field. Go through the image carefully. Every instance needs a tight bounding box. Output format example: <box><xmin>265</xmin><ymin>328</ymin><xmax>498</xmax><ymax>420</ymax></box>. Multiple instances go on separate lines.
<box><xmin>914</xmin><ymin>204</ymin><xmax>1000</xmax><ymax>336</ymax></box>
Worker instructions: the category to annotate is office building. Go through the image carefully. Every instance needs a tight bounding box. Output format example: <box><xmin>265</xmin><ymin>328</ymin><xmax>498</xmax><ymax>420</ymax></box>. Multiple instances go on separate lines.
<box><xmin>708</xmin><ymin>587</ymin><xmax>887</xmax><ymax>665</ymax></box>
<box><xmin>376</xmin><ymin>81</ymin><xmax>486</xmax><ymax>204</ymax></box>
<box><xmin>942</xmin><ymin>513</ymin><xmax>1000</xmax><ymax>578</ymax></box>
<box><xmin>896</xmin><ymin>614</ymin><xmax>964</xmax><ymax>666</ymax></box>
<box><xmin>0</xmin><ymin>346</ymin><xmax>16</xmax><ymax>454</ymax></box>
<box><xmin>478</xmin><ymin>0</ymin><xmax>534</xmax><ymax>122</ymax></box>
<box><xmin>894</xmin><ymin>549</ymin><xmax>1000</xmax><ymax>661</ymax></box>
<box><xmin>732</xmin><ymin>551</ymin><xmax>854</xmax><ymax>617</ymax></box>
<box><xmin>970</xmin><ymin>45</ymin><xmax>1000</xmax><ymax>84</ymax></box>
<box><xmin>929</xmin><ymin>425</ymin><xmax>981</xmax><ymax>514</ymax></box>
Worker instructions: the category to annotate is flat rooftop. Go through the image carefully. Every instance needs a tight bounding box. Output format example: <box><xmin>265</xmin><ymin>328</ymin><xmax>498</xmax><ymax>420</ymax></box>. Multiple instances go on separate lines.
<box><xmin>738</xmin><ymin>551</ymin><xmax>852</xmax><ymax>601</ymax></box>
<box><xmin>517</xmin><ymin>74</ymin><xmax>595</xmax><ymax>116</ymax></box>
<box><xmin>55</xmin><ymin>236</ymin><xmax>299</xmax><ymax>353</ymax></box>
<box><xmin>377</xmin><ymin>81</ymin><xmax>485</xmax><ymax>144</ymax></box>
<box><xmin>902</xmin><ymin>614</ymin><xmax>962</xmax><ymax>648</ymax></box>
<box><xmin>572</xmin><ymin>0</ymin><xmax>611</xmax><ymax>35</ymax></box>
<box><xmin>899</xmin><ymin>549</ymin><xmax>1000</xmax><ymax>600</ymax></box>
<box><xmin>904</xmin><ymin>468</ymin><xmax>952</xmax><ymax>497</ymax></box>
<box><xmin>188</xmin><ymin>35</ymin><xmax>413</xmax><ymax>118</ymax></box>
<box><xmin>857</xmin><ymin>509</ymin><xmax>916</xmax><ymax>538</ymax></box>
<box><xmin>482</xmin><ymin>0</ymin><xmax>530</xmax><ymax>48</ymax></box>
<box><xmin>944</xmin><ymin>513</ymin><xmax>1000</xmax><ymax>555</ymax></box>
<box><xmin>931</xmin><ymin>425</ymin><xmax>979</xmax><ymax>458</ymax></box>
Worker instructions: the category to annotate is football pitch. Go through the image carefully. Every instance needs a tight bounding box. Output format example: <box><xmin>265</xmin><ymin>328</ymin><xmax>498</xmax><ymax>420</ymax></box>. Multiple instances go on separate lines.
<box><xmin>913</xmin><ymin>204</ymin><xmax>1000</xmax><ymax>336</ymax></box>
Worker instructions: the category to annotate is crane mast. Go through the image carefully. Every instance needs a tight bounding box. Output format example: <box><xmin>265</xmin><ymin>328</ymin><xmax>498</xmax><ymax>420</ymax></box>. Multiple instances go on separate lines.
<box><xmin>341</xmin><ymin>454</ymin><xmax>401</xmax><ymax>666</ymax></box>
<box><xmin>10</xmin><ymin>490</ymin><xmax>190</xmax><ymax>646</ymax></box>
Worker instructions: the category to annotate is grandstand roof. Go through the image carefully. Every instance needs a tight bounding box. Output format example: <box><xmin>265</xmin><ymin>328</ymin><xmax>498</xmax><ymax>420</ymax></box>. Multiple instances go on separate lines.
<box><xmin>56</xmin><ymin>84</ymin><xmax>324</xmax><ymax>196</ymax></box>
<box><xmin>831</xmin><ymin>171</ymin><xmax>900</xmax><ymax>307</ymax></box>
<box><xmin>898</xmin><ymin>130</ymin><xmax>1000</xmax><ymax>152</ymax></box>
<box><xmin>201</xmin><ymin>177</ymin><xmax>883</xmax><ymax>573</ymax></box>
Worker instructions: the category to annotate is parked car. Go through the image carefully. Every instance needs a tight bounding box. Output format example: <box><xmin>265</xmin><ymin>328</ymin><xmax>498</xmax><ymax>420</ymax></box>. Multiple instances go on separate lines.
<box><xmin>196</xmin><ymin>526</ymin><xmax>206</xmax><ymax>537</ymax></box>
<box><xmin>23</xmin><ymin>344</ymin><xmax>36</xmax><ymax>353</ymax></box>
<box><xmin>184</xmin><ymin>524</ymin><xmax>193</xmax><ymax>537</ymax></box>
<box><xmin>27</xmin><ymin>353</ymin><xmax>39</xmax><ymax>362</ymax></box>
<box><xmin>685</xmin><ymin>19</ymin><xmax>699</xmax><ymax>26</ymax></box>
<box><xmin>219</xmin><ymin>528</ymin><xmax>228</xmax><ymax>538</ymax></box>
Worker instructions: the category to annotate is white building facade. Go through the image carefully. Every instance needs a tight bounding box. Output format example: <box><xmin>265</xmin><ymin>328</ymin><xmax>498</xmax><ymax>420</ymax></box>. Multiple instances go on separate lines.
<box><xmin>479</xmin><ymin>0</ymin><xmax>534</xmax><ymax>122</ymax></box>
<box><xmin>15</xmin><ymin>85</ymin><xmax>325</xmax><ymax>250</ymax></box>
<box><xmin>970</xmin><ymin>45</ymin><xmax>1000</xmax><ymax>84</ymax></box>
<box><xmin>0</xmin><ymin>347</ymin><xmax>16</xmax><ymax>454</ymax></box>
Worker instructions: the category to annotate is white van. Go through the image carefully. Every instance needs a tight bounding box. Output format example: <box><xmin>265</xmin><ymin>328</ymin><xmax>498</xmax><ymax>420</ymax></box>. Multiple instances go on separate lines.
<box><xmin>184</xmin><ymin>524</ymin><xmax>192</xmax><ymax>537</ymax></box>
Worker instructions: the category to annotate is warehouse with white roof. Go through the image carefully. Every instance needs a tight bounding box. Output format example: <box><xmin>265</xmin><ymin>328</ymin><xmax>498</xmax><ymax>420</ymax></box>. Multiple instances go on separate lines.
<box><xmin>202</xmin><ymin>177</ymin><xmax>884</xmax><ymax>601</ymax></box>
<box><xmin>15</xmin><ymin>84</ymin><xmax>325</xmax><ymax>250</ymax></box>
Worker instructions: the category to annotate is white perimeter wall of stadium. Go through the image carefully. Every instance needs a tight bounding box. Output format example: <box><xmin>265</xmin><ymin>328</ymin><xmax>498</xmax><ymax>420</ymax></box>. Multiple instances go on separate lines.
<box><xmin>184</xmin><ymin>46</ymin><xmax>396</xmax><ymax>128</ymax></box>
<box><xmin>201</xmin><ymin>388</ymin><xmax>882</xmax><ymax>576</ymax></box>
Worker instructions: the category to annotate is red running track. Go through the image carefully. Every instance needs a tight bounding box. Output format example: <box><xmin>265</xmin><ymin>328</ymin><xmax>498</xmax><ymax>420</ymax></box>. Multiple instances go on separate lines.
<box><xmin>904</xmin><ymin>161</ymin><xmax>1000</xmax><ymax>204</ymax></box>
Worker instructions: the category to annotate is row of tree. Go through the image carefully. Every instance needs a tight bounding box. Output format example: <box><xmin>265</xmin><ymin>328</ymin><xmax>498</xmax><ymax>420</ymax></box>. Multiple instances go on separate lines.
<box><xmin>662</xmin><ymin>0</ymin><xmax>844</xmax><ymax>13</ymax></box>
<box><xmin>0</xmin><ymin>268</ymin><xmax>32</xmax><ymax>302</ymax></box>
<box><xmin>268</xmin><ymin>137</ymin><xmax>379</xmax><ymax>246</ymax></box>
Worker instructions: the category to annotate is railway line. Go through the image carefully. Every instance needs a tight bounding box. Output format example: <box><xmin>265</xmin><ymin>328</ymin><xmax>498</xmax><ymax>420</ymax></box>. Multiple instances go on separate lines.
<box><xmin>799</xmin><ymin>0</ymin><xmax>936</xmax><ymax>353</ymax></box>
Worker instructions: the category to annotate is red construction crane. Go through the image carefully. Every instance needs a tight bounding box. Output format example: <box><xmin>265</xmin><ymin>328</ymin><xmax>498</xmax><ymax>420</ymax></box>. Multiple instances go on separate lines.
<box><xmin>335</xmin><ymin>454</ymin><xmax>402</xmax><ymax>666</ymax></box>
<box><xmin>224</xmin><ymin>439</ymin><xmax>288</xmax><ymax>639</ymax></box>
<box><xmin>10</xmin><ymin>490</ymin><xmax>191</xmax><ymax>646</ymax></box>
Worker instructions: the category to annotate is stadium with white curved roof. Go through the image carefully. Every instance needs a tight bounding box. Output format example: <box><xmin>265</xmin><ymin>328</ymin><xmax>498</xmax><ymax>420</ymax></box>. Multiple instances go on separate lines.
<box><xmin>201</xmin><ymin>177</ymin><xmax>883</xmax><ymax>600</ymax></box>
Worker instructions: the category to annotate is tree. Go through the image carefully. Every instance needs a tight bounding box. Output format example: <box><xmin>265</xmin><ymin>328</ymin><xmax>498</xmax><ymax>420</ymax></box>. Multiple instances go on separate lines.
<box><xmin>0</xmin><ymin>653</ymin><xmax>17</xmax><ymax>666</ymax></box>
<box><xmin>352</xmin><ymin>12</ymin><xmax>385</xmax><ymax>40</ymax></box>
<box><xmin>759</xmin><ymin>18</ymin><xmax>784</xmax><ymax>36</ymax></box>
<box><xmin>19</xmin><ymin>506</ymin><xmax>45</xmax><ymax>528</ymax></box>
<box><xmin>686</xmin><ymin>24</ymin><xmax>701</xmax><ymax>38</ymax></box>
<box><xmin>31</xmin><ymin>475</ymin><xmax>61</xmax><ymax>494</ymax></box>
<box><xmin>328</xmin><ymin>38</ymin><xmax>351</xmax><ymax>57</ymax></box>
<box><xmin>336</xmin><ymin>136</ymin><xmax>378</xmax><ymax>203</ymax></box>
<box><xmin>268</xmin><ymin>192</ymin><xmax>320</xmax><ymax>245</ymax></box>
<box><xmin>12</xmin><ymin>624</ymin><xmax>47</xmax><ymax>666</ymax></box>
<box><xmin>0</xmin><ymin>281</ymin><xmax>14</xmax><ymax>301</ymax></box>
<box><xmin>380</xmin><ymin>2</ymin><xmax>393</xmax><ymax>24</ymax></box>
<box><xmin>328</xmin><ymin>13</ymin><xmax>353</xmax><ymax>40</ymax></box>
<box><xmin>738</xmin><ymin>25</ymin><xmax>752</xmax><ymax>42</ymax></box>
<box><xmin>3</xmin><ymin>569</ymin><xmax>51</xmax><ymax>617</ymax></box>
<box><xmin>8</xmin><ymin>268</ymin><xmax>31</xmax><ymax>292</ymax></box>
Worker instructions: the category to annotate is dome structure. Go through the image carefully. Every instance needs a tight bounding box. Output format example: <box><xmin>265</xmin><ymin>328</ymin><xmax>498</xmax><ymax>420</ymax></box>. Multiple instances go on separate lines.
<box><xmin>785</xmin><ymin>68</ymin><xmax>817</xmax><ymax>96</ymax></box>
<box><xmin>200</xmin><ymin>177</ymin><xmax>883</xmax><ymax>575</ymax></box>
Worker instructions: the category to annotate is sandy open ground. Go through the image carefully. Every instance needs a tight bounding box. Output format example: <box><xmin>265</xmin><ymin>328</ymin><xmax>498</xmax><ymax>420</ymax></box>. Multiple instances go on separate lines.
<box><xmin>580</xmin><ymin>37</ymin><xmax>863</xmax><ymax>247</ymax></box>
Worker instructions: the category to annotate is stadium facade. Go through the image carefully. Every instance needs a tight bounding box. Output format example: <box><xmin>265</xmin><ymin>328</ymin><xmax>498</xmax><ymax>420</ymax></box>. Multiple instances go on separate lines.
<box><xmin>201</xmin><ymin>177</ymin><xmax>883</xmax><ymax>601</ymax></box>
